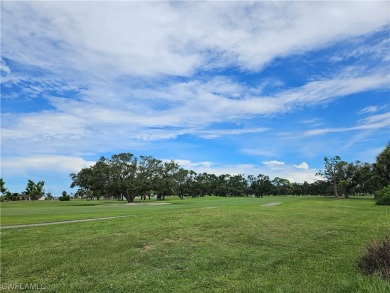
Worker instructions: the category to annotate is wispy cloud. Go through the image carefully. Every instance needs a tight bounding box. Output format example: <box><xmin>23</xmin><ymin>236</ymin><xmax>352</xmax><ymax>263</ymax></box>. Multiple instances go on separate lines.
<box><xmin>331</xmin><ymin>37</ymin><xmax>390</xmax><ymax>63</ymax></box>
<box><xmin>301</xmin><ymin>118</ymin><xmax>322</xmax><ymax>124</ymax></box>
<box><xmin>0</xmin><ymin>58</ymin><xmax>11</xmax><ymax>74</ymax></box>
<box><xmin>304</xmin><ymin>112</ymin><xmax>390</xmax><ymax>136</ymax></box>
<box><xmin>241</xmin><ymin>148</ymin><xmax>278</xmax><ymax>158</ymax></box>
<box><xmin>195</xmin><ymin>127</ymin><xmax>269</xmax><ymax>139</ymax></box>
<box><xmin>358</xmin><ymin>106</ymin><xmax>381</xmax><ymax>115</ymax></box>
<box><xmin>358</xmin><ymin>105</ymin><xmax>387</xmax><ymax>115</ymax></box>
<box><xmin>263</xmin><ymin>160</ymin><xmax>285</xmax><ymax>170</ymax></box>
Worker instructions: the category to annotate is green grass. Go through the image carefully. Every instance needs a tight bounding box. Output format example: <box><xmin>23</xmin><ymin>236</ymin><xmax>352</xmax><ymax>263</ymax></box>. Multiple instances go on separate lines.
<box><xmin>1</xmin><ymin>196</ymin><xmax>390</xmax><ymax>292</ymax></box>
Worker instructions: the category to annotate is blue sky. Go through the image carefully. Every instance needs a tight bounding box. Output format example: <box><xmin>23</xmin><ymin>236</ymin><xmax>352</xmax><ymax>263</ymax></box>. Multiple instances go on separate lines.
<box><xmin>1</xmin><ymin>1</ymin><xmax>389</xmax><ymax>196</ymax></box>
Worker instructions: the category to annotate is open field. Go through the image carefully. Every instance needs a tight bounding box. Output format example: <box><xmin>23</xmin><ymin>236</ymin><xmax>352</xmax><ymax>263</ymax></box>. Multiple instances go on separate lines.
<box><xmin>1</xmin><ymin>196</ymin><xmax>390</xmax><ymax>292</ymax></box>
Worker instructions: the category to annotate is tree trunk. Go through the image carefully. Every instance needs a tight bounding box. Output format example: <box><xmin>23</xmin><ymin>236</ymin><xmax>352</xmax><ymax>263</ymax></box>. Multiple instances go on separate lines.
<box><xmin>333</xmin><ymin>182</ymin><xmax>339</xmax><ymax>199</ymax></box>
<box><xmin>124</xmin><ymin>193</ymin><xmax>134</xmax><ymax>203</ymax></box>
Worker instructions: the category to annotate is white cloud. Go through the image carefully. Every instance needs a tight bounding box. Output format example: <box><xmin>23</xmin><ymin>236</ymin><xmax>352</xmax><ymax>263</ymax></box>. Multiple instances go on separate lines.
<box><xmin>175</xmin><ymin>160</ymin><xmax>213</xmax><ymax>170</ymax></box>
<box><xmin>175</xmin><ymin>159</ymin><xmax>318</xmax><ymax>184</ymax></box>
<box><xmin>0</xmin><ymin>156</ymin><xmax>96</xmax><ymax>195</ymax></box>
<box><xmin>294</xmin><ymin>162</ymin><xmax>310</xmax><ymax>170</ymax></box>
<box><xmin>304</xmin><ymin>111</ymin><xmax>390</xmax><ymax>136</ymax></box>
<box><xmin>359</xmin><ymin>112</ymin><xmax>390</xmax><ymax>125</ymax></box>
<box><xmin>1</xmin><ymin>155</ymin><xmax>95</xmax><ymax>177</ymax></box>
<box><xmin>358</xmin><ymin>106</ymin><xmax>379</xmax><ymax>115</ymax></box>
<box><xmin>195</xmin><ymin>127</ymin><xmax>269</xmax><ymax>139</ymax></box>
<box><xmin>0</xmin><ymin>58</ymin><xmax>11</xmax><ymax>74</ymax></box>
<box><xmin>301</xmin><ymin>118</ymin><xmax>322</xmax><ymax>124</ymax></box>
<box><xmin>263</xmin><ymin>160</ymin><xmax>285</xmax><ymax>170</ymax></box>
<box><xmin>2</xmin><ymin>1</ymin><xmax>389</xmax><ymax>77</ymax></box>
<box><xmin>278</xmin><ymin>71</ymin><xmax>390</xmax><ymax>107</ymax></box>
<box><xmin>331</xmin><ymin>37</ymin><xmax>390</xmax><ymax>63</ymax></box>
<box><xmin>358</xmin><ymin>105</ymin><xmax>387</xmax><ymax>115</ymax></box>
<box><xmin>263</xmin><ymin>160</ymin><xmax>285</xmax><ymax>166</ymax></box>
<box><xmin>241</xmin><ymin>148</ymin><xmax>278</xmax><ymax>157</ymax></box>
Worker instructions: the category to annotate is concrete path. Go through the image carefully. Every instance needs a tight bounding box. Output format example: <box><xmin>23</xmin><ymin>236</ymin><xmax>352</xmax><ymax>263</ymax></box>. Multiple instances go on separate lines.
<box><xmin>0</xmin><ymin>215</ymin><xmax>130</xmax><ymax>230</ymax></box>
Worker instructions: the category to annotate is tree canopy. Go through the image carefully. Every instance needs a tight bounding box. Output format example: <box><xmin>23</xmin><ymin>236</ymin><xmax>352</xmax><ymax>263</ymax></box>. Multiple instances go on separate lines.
<box><xmin>68</xmin><ymin>145</ymin><xmax>388</xmax><ymax>201</ymax></box>
<box><xmin>25</xmin><ymin>180</ymin><xmax>45</xmax><ymax>200</ymax></box>
<box><xmin>2</xmin><ymin>144</ymin><xmax>388</xmax><ymax>202</ymax></box>
<box><xmin>70</xmin><ymin>153</ymin><xmax>183</xmax><ymax>203</ymax></box>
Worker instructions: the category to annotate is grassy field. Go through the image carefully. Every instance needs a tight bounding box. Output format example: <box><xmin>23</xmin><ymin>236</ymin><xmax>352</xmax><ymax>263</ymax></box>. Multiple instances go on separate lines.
<box><xmin>1</xmin><ymin>196</ymin><xmax>390</xmax><ymax>292</ymax></box>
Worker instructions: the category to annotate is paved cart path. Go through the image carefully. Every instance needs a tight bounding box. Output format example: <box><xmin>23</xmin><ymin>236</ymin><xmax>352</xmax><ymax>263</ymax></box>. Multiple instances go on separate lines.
<box><xmin>0</xmin><ymin>215</ymin><xmax>131</xmax><ymax>230</ymax></box>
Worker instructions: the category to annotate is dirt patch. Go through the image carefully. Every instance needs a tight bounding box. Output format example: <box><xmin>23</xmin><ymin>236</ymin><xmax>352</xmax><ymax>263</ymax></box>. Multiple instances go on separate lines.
<box><xmin>126</xmin><ymin>202</ymin><xmax>172</xmax><ymax>206</ymax></box>
<box><xmin>142</xmin><ymin>244</ymin><xmax>156</xmax><ymax>252</ymax></box>
<box><xmin>163</xmin><ymin>238</ymin><xmax>176</xmax><ymax>244</ymax></box>
<box><xmin>262</xmin><ymin>202</ymin><xmax>283</xmax><ymax>207</ymax></box>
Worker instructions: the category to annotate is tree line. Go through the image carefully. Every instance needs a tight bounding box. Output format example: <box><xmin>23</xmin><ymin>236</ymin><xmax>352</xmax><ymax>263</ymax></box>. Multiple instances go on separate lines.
<box><xmin>0</xmin><ymin>179</ymin><xmax>48</xmax><ymax>201</ymax></box>
<box><xmin>68</xmin><ymin>144</ymin><xmax>389</xmax><ymax>202</ymax></box>
<box><xmin>1</xmin><ymin>144</ymin><xmax>388</xmax><ymax>202</ymax></box>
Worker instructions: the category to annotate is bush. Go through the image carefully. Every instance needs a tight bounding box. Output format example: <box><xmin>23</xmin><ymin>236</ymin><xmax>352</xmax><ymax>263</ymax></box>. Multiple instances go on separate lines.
<box><xmin>358</xmin><ymin>232</ymin><xmax>390</xmax><ymax>280</ymax></box>
<box><xmin>375</xmin><ymin>185</ymin><xmax>390</xmax><ymax>206</ymax></box>
<box><xmin>58</xmin><ymin>196</ymin><xmax>70</xmax><ymax>201</ymax></box>
<box><xmin>59</xmin><ymin>191</ymin><xmax>71</xmax><ymax>201</ymax></box>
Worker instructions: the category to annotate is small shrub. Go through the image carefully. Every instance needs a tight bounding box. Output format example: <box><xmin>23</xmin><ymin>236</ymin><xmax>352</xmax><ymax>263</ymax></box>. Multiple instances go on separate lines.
<box><xmin>375</xmin><ymin>185</ymin><xmax>390</xmax><ymax>206</ymax></box>
<box><xmin>358</xmin><ymin>232</ymin><xmax>390</xmax><ymax>280</ymax></box>
<box><xmin>59</xmin><ymin>191</ymin><xmax>71</xmax><ymax>201</ymax></box>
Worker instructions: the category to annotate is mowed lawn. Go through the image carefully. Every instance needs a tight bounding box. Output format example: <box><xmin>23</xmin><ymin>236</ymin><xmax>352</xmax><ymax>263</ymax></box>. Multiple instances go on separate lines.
<box><xmin>1</xmin><ymin>196</ymin><xmax>390</xmax><ymax>292</ymax></box>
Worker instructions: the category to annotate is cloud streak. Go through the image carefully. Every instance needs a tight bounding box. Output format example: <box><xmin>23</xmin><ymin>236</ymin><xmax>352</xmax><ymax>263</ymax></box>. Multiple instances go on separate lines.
<box><xmin>304</xmin><ymin>112</ymin><xmax>390</xmax><ymax>136</ymax></box>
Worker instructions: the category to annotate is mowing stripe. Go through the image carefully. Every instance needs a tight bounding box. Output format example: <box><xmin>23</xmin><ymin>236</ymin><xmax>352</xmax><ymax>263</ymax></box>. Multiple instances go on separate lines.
<box><xmin>0</xmin><ymin>215</ymin><xmax>131</xmax><ymax>230</ymax></box>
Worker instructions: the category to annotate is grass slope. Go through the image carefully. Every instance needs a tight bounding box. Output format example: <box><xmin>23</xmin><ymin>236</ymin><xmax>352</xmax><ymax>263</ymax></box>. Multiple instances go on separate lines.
<box><xmin>1</xmin><ymin>196</ymin><xmax>390</xmax><ymax>292</ymax></box>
